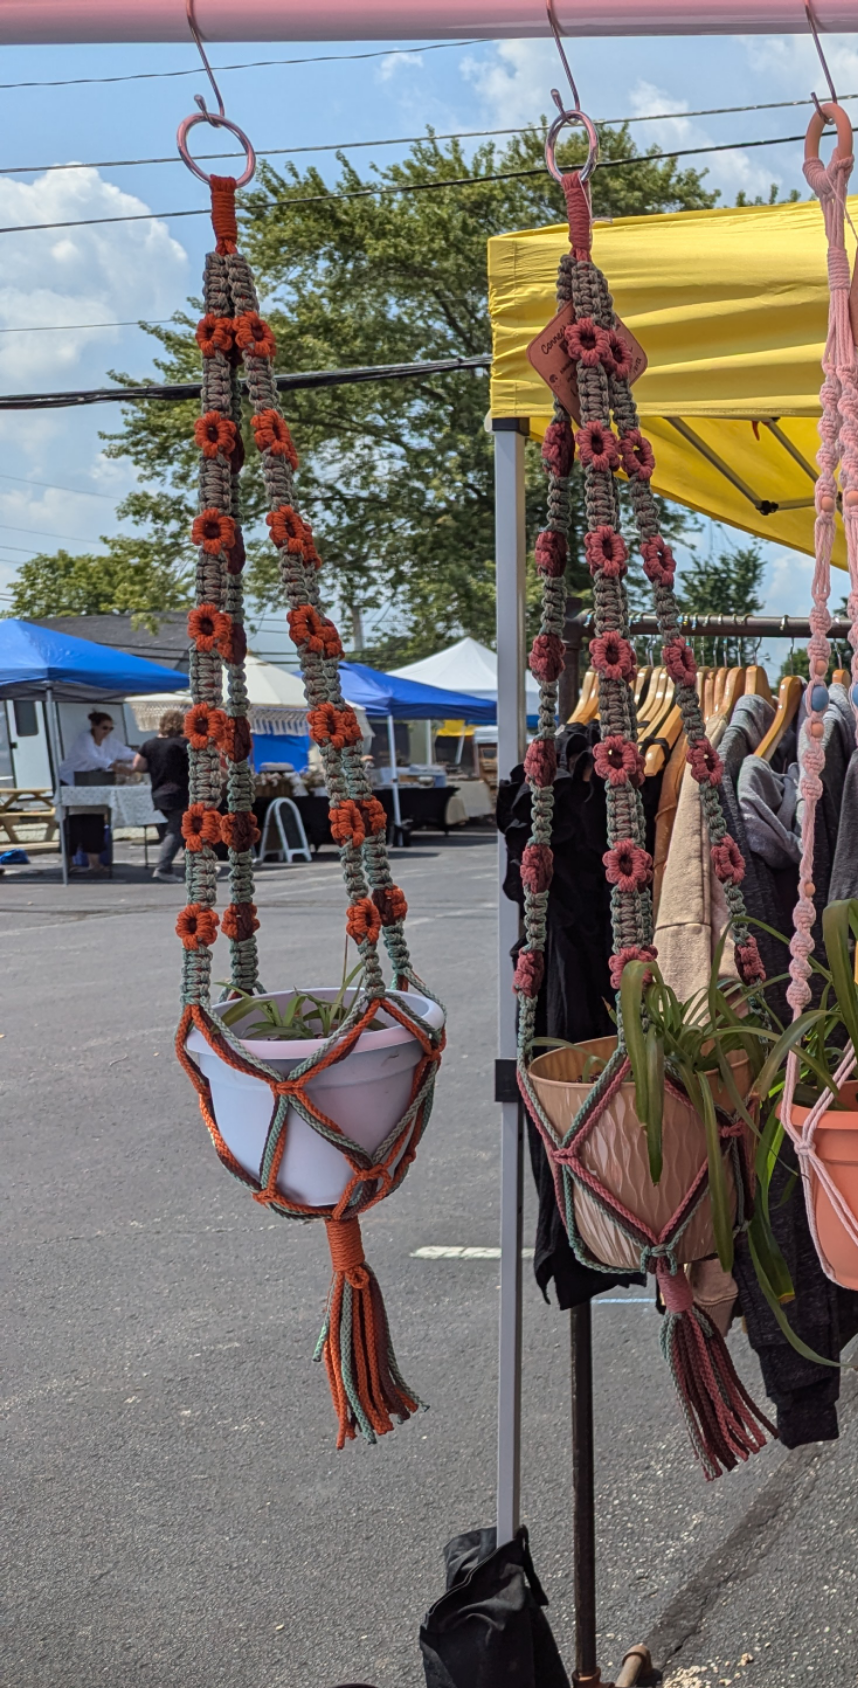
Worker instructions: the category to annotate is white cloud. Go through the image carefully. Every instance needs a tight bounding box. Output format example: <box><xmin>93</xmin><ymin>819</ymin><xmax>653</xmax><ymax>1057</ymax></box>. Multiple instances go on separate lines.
<box><xmin>461</xmin><ymin>40</ymin><xmax>557</xmax><ymax>131</ymax></box>
<box><xmin>741</xmin><ymin>31</ymin><xmax>858</xmax><ymax>98</ymax></box>
<box><xmin>377</xmin><ymin>51</ymin><xmax>423</xmax><ymax>83</ymax></box>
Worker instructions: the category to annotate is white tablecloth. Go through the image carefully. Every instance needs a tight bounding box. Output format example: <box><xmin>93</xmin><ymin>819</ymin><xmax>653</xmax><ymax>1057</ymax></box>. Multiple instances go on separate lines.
<box><xmin>445</xmin><ymin>780</ymin><xmax>493</xmax><ymax>824</ymax></box>
<box><xmin>57</xmin><ymin>785</ymin><xmax>163</xmax><ymax>828</ymax></box>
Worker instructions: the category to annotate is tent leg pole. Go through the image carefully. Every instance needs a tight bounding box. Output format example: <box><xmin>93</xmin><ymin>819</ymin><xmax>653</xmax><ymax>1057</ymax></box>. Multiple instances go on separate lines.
<box><xmin>45</xmin><ymin>687</ymin><xmax>68</xmax><ymax>886</ymax></box>
<box><xmin>494</xmin><ymin>419</ymin><xmax>528</xmax><ymax>1546</ymax></box>
<box><xmin>571</xmin><ymin>1304</ymin><xmax>599</xmax><ymax>1682</ymax></box>
<box><xmin>386</xmin><ymin>712</ymin><xmax>403</xmax><ymax>844</ymax></box>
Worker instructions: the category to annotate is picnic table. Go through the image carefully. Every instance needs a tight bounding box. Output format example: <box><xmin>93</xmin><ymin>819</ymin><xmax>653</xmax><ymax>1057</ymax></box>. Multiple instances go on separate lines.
<box><xmin>0</xmin><ymin>788</ymin><xmax>58</xmax><ymax>847</ymax></box>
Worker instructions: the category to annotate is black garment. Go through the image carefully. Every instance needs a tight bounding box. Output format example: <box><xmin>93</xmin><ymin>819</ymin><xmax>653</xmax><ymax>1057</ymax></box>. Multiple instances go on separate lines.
<box><xmin>828</xmin><ymin>745</ymin><xmax>858</xmax><ymax>903</ymax></box>
<box><xmin>717</xmin><ymin>695</ymin><xmax>792</xmax><ymax>1023</ymax></box>
<box><xmin>498</xmin><ymin>723</ymin><xmax>645</xmax><ymax>1307</ymax></box>
<box><xmin>141</xmin><ymin>734</ymin><xmax>189</xmax><ymax>813</ymax></box>
<box><xmin>67</xmin><ymin>810</ymin><xmax>106</xmax><ymax>857</ymax></box>
<box><xmin>420</xmin><ymin>1527</ymin><xmax>570</xmax><ymax>1688</ymax></box>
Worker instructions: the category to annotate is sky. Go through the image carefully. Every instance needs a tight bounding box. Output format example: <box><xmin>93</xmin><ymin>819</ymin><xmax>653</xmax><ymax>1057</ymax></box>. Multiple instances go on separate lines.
<box><xmin>0</xmin><ymin>25</ymin><xmax>855</xmax><ymax>660</ymax></box>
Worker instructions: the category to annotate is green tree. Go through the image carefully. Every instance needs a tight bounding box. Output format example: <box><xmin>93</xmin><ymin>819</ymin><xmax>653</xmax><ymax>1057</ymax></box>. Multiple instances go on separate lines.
<box><xmin>17</xmin><ymin>127</ymin><xmax>717</xmax><ymax>659</ymax></box>
<box><xmin>8</xmin><ymin>523</ymin><xmax>192</xmax><ymax>626</ymax></box>
<box><xmin>678</xmin><ymin>540</ymin><xmax>766</xmax><ymax>665</ymax></box>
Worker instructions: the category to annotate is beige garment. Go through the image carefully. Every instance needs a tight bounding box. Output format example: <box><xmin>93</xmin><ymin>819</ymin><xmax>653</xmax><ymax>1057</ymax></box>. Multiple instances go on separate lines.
<box><xmin>652</xmin><ymin>712</ymin><xmax>738</xmax><ymax>1001</ymax></box>
<box><xmin>652</xmin><ymin>731</ymin><xmax>688</xmax><ymax>919</ymax></box>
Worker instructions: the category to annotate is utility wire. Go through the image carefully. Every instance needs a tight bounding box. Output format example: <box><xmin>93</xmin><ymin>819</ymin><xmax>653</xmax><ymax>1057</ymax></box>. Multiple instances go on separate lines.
<box><xmin>0</xmin><ymin>132</ymin><xmax>819</xmax><ymax>239</ymax></box>
<box><xmin>0</xmin><ymin>40</ymin><xmax>480</xmax><ymax>92</ymax></box>
<box><xmin>3</xmin><ymin>95</ymin><xmax>854</xmax><ymax>178</ymax></box>
<box><xmin>0</xmin><ymin>470</ymin><xmax>116</xmax><ymax>499</ymax></box>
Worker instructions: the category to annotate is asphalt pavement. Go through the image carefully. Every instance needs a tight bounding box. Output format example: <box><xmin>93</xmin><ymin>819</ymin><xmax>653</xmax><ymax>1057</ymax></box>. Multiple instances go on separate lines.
<box><xmin>3</xmin><ymin>832</ymin><xmax>855</xmax><ymax>1688</ymax></box>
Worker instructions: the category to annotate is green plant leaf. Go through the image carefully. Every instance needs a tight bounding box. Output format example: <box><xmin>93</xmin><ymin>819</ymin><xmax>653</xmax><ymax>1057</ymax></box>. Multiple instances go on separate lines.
<box><xmin>748</xmin><ymin>1201</ymin><xmax>794</xmax><ymax>1304</ymax></box>
<box><xmin>698</xmin><ymin>1076</ymin><xmax>734</xmax><ymax>1273</ymax></box>
<box><xmin>823</xmin><ymin>899</ymin><xmax>858</xmax><ymax>1060</ymax></box>
<box><xmin>620</xmin><ymin>961</ymin><xmax>650</xmax><ymax>1124</ymax></box>
<box><xmin>644</xmin><ymin>1024</ymin><xmax>664</xmax><ymax>1185</ymax></box>
<box><xmin>748</xmin><ymin>1229</ymin><xmax>852</xmax><ymax>1368</ymax></box>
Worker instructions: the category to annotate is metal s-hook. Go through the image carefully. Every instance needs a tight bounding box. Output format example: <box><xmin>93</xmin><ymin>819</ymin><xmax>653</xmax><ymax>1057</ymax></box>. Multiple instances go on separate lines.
<box><xmin>806</xmin><ymin>0</ymin><xmax>838</xmax><ymax>119</ymax></box>
<box><xmin>177</xmin><ymin>0</ymin><xmax>256</xmax><ymax>188</ymax></box>
<box><xmin>544</xmin><ymin>0</ymin><xmax>599</xmax><ymax>185</ymax></box>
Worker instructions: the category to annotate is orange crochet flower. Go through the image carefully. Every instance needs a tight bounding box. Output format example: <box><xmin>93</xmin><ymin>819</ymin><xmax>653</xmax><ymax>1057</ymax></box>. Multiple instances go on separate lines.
<box><xmin>181</xmin><ymin>803</ymin><xmax>222</xmax><ymax>852</ymax></box>
<box><xmin>184</xmin><ymin>703</ymin><xmax>228</xmax><ymax>750</ymax></box>
<box><xmin>307</xmin><ymin>702</ymin><xmax>362</xmax><ymax>750</ymax></box>
<box><xmin>287</xmin><ymin>604</ymin><xmax>342</xmax><ymax>659</ymax></box>
<box><xmin>192</xmin><ymin>508</ymin><xmax>236</xmax><ymax>556</ymax></box>
<box><xmin>219</xmin><ymin>810</ymin><xmax>260</xmax><ymax>852</ymax></box>
<box><xmin>234</xmin><ymin>311</ymin><xmax>277</xmax><ymax>359</ymax></box>
<box><xmin>176</xmin><ymin>902</ymin><xmax>219</xmax><ymax>950</ymax></box>
<box><xmin>346</xmin><ymin>896</ymin><xmax>381</xmax><ymax>946</ymax></box>
<box><xmin>187</xmin><ymin>604</ymin><xmax>229</xmax><ymax>653</ymax></box>
<box><xmin>250</xmin><ymin>409</ymin><xmax>298</xmax><ymax>467</ymax></box>
<box><xmin>266</xmin><ymin>504</ymin><xmax>307</xmax><ymax>554</ymax></box>
<box><xmin>372</xmin><ymin>885</ymin><xmax>408</xmax><ymax>927</ymax></box>
<box><xmin>194</xmin><ymin>412</ymin><xmax>237</xmax><ymax>459</ymax></box>
<box><xmin>358</xmin><ymin>796</ymin><xmax>387</xmax><ymax>836</ymax></box>
<box><xmin>195</xmin><ymin>314</ymin><xmax>234</xmax><ymax>358</ymax></box>
<box><xmin>329</xmin><ymin>799</ymin><xmax>366</xmax><ymax>847</ymax></box>
<box><xmin>221</xmin><ymin>901</ymin><xmax>260</xmax><ymax>942</ymax></box>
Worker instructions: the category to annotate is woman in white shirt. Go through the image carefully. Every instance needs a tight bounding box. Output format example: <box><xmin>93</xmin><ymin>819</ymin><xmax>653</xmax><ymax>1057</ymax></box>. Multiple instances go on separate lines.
<box><xmin>59</xmin><ymin>710</ymin><xmax>136</xmax><ymax>874</ymax></box>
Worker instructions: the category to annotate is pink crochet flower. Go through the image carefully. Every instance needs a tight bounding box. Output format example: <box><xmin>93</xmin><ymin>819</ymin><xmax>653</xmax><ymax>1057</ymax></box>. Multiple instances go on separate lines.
<box><xmin>524</xmin><ymin>737</ymin><xmax>557</xmax><ymax>788</ymax></box>
<box><xmin>619</xmin><ymin>428</ymin><xmax>655</xmax><ymax>481</ymax></box>
<box><xmin>593</xmin><ymin>734</ymin><xmax>645</xmax><ymax>788</ymax></box>
<box><xmin>603</xmin><ymin>839</ymin><xmax>653</xmax><ymax>894</ymax></box>
<box><xmin>609</xmin><ymin>944</ymin><xmax>657</xmax><ymax>991</ymax></box>
<box><xmin>576</xmin><ymin>420</ymin><xmax>620</xmax><ymax>474</ymax></box>
<box><xmin>514</xmin><ymin>948</ymin><xmax>545</xmax><ymax>997</ymax></box>
<box><xmin>641</xmin><ymin>535</ymin><xmax>676</xmax><ymax>587</ymax></box>
<box><xmin>530</xmin><ymin>633</ymin><xmax>565</xmax><ymax>683</ymax></box>
<box><xmin>662</xmin><ymin>637</ymin><xmax>697</xmax><ymax>688</ymax></box>
<box><xmin>564</xmin><ymin>316</ymin><xmax>611</xmax><ymax>369</ymax></box>
<box><xmin>589</xmin><ymin>631</ymin><xmax>636</xmax><ymax>682</ymax></box>
<box><xmin>541</xmin><ymin>419</ymin><xmax>575</xmax><ymax>478</ymax></box>
<box><xmin>584</xmin><ymin>525</ymin><xmax>628</xmax><ymax>579</ymax></box>
<box><xmin>687</xmin><ymin>738</ymin><xmax>724</xmax><ymax>786</ymax></box>
<box><xmin>521</xmin><ymin>843</ymin><xmax>554</xmax><ymax>894</ymax></box>
<box><xmin>604</xmin><ymin>330</ymin><xmax>632</xmax><ymax>379</ymax></box>
<box><xmin>535</xmin><ymin>528</ymin><xmax>567</xmax><ymax>577</ymax></box>
<box><xmin>736</xmin><ymin>935</ymin><xmax>766</xmax><ymax>986</ymax></box>
<box><xmin>711</xmin><ymin>837</ymin><xmax>746</xmax><ymax>886</ymax></box>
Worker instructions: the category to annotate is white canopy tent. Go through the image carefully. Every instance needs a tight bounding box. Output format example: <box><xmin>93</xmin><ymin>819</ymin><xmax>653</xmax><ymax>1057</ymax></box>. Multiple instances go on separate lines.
<box><xmin>391</xmin><ymin>635</ymin><xmax>539</xmax><ymax>718</ymax></box>
<box><xmin>128</xmin><ymin>651</ymin><xmax>309</xmax><ymax>735</ymax></box>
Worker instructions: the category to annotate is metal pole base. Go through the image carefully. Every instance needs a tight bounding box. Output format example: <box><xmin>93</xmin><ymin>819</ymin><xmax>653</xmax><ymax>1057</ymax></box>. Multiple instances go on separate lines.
<box><xmin>573</xmin><ymin>1643</ymin><xmax>654</xmax><ymax>1688</ymax></box>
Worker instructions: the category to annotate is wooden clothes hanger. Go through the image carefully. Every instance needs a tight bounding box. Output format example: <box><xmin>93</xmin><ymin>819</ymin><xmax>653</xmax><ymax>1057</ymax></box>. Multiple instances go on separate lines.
<box><xmin>569</xmin><ymin>668</ymin><xmax>599</xmax><ymax>724</ymax></box>
<box><xmin>755</xmin><ymin>673</ymin><xmax>803</xmax><ymax>761</ymax></box>
<box><xmin>745</xmin><ymin>664</ymin><xmax>773</xmax><ymax>704</ymax></box>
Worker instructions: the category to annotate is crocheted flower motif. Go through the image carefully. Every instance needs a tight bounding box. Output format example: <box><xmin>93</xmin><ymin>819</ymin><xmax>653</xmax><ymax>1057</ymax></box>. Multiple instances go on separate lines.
<box><xmin>711</xmin><ymin>837</ymin><xmax>746</xmax><ymax>886</ymax></box>
<box><xmin>359</xmin><ymin>796</ymin><xmax>388</xmax><ymax>835</ymax></box>
<box><xmin>302</xmin><ymin>524</ymin><xmax>323</xmax><ymax>570</ymax></box>
<box><xmin>521</xmin><ymin>843</ymin><xmax>553</xmax><ymax>894</ymax></box>
<box><xmin>524</xmin><ymin>737</ymin><xmax>557</xmax><ymax>789</ymax></box>
<box><xmin>287</xmin><ymin>604</ymin><xmax>343</xmax><ymax>659</ymax></box>
<box><xmin>221</xmin><ymin>714</ymin><xmax>252</xmax><ymax>765</ymax></box>
<box><xmin>194</xmin><ymin>412</ymin><xmax>237</xmax><ymax>459</ymax></box>
<box><xmin>372</xmin><ymin>884</ymin><xmax>408</xmax><ymax>926</ymax></box>
<box><xmin>736</xmin><ymin>935</ymin><xmax>766</xmax><ymax>986</ymax></box>
<box><xmin>530</xmin><ymin>633</ymin><xmax>565</xmax><ymax>683</ymax></box>
<box><xmin>603</xmin><ymin>839</ymin><xmax>653</xmax><ymax>894</ymax></box>
<box><xmin>250</xmin><ymin>409</ymin><xmax>298</xmax><ymax>467</ymax></box>
<box><xmin>564</xmin><ymin>316</ymin><xmax>611</xmax><ymax>369</ymax></box>
<box><xmin>181</xmin><ymin>803</ymin><xmax>221</xmax><ymax>852</ymax></box>
<box><xmin>662</xmin><ymin>637</ymin><xmax>697</xmax><ymax>688</ymax></box>
<box><xmin>192</xmin><ymin>509</ymin><xmax>236</xmax><ymax>557</ymax></box>
<box><xmin>234</xmin><ymin>311</ymin><xmax>277</xmax><ymax>360</ymax></box>
<box><xmin>576</xmin><ymin>420</ymin><xmax>620</xmax><ymax>474</ymax></box>
<box><xmin>608</xmin><ymin>944</ymin><xmax>657</xmax><ymax>991</ymax></box>
<box><xmin>217</xmin><ymin>614</ymin><xmax>247</xmax><ymax>666</ymax></box>
<box><xmin>221</xmin><ymin>901</ymin><xmax>260</xmax><ymax>943</ymax></box>
<box><xmin>266</xmin><ymin>505</ymin><xmax>307</xmax><ymax>554</ymax></box>
<box><xmin>534</xmin><ymin>529</ymin><xmax>567</xmax><ymax>578</ymax></box>
<box><xmin>346</xmin><ymin>896</ymin><xmax>382</xmax><ymax>946</ymax></box>
<box><xmin>187</xmin><ymin>604</ymin><xmax>229</xmax><ymax>654</ymax></box>
<box><xmin>619</xmin><ymin>429</ymin><xmax>655</xmax><ymax>482</ymax></box>
<box><xmin>183</xmin><ymin>703</ymin><xmax>227</xmax><ymax>751</ymax></box>
<box><xmin>329</xmin><ymin>799</ymin><xmax>366</xmax><ymax>848</ymax></box>
<box><xmin>541</xmin><ymin>419</ymin><xmax>574</xmax><ymax>478</ymax></box>
<box><xmin>514</xmin><ymin>948</ymin><xmax>544</xmax><ymax>998</ymax></box>
<box><xmin>219</xmin><ymin>810</ymin><xmax>260</xmax><ymax>853</ymax></box>
<box><xmin>604</xmin><ymin>330</ymin><xmax>632</xmax><ymax>379</ymax></box>
<box><xmin>584</xmin><ymin>525</ymin><xmax>628</xmax><ymax>579</ymax></box>
<box><xmin>225</xmin><ymin>525</ymin><xmax>246</xmax><ymax>577</ymax></box>
<box><xmin>589</xmin><ymin>631</ymin><xmax>636</xmax><ymax>682</ymax></box>
<box><xmin>593</xmin><ymin>735</ymin><xmax>645</xmax><ymax>788</ymax></box>
<box><xmin>308</xmin><ymin>702</ymin><xmax>362</xmax><ymax>749</ymax></box>
<box><xmin>176</xmin><ymin>903</ymin><xmax>219</xmax><ymax>951</ymax></box>
<box><xmin>195</xmin><ymin>314</ymin><xmax>234</xmax><ymax>358</ymax></box>
<box><xmin>687</xmin><ymin>738</ymin><xmax>723</xmax><ymax>787</ymax></box>
<box><xmin>640</xmin><ymin>535</ymin><xmax>676</xmax><ymax>587</ymax></box>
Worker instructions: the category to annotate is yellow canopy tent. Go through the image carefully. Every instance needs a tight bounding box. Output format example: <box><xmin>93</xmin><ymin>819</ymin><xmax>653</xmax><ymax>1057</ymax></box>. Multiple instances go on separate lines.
<box><xmin>488</xmin><ymin>194</ymin><xmax>848</xmax><ymax>567</ymax></box>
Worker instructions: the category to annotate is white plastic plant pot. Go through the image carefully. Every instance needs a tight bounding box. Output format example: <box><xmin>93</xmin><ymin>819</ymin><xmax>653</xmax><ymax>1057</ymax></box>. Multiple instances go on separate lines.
<box><xmin>185</xmin><ymin>987</ymin><xmax>445</xmax><ymax>1208</ymax></box>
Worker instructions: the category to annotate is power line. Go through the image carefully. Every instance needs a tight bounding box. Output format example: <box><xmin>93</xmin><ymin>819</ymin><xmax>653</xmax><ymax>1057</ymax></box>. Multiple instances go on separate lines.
<box><xmin>0</xmin><ymin>39</ymin><xmax>480</xmax><ymax>93</ymax></box>
<box><xmin>0</xmin><ymin>522</ymin><xmax>103</xmax><ymax>544</ymax></box>
<box><xmin>2</xmin><ymin>95</ymin><xmax>853</xmax><ymax>179</ymax></box>
<box><xmin>0</xmin><ymin>471</ymin><xmax>116</xmax><ymax>499</ymax></box>
<box><xmin>0</xmin><ymin>131</ymin><xmax>817</xmax><ymax>240</ymax></box>
<box><xmin>0</xmin><ymin>319</ymin><xmax>176</xmax><ymax>334</ymax></box>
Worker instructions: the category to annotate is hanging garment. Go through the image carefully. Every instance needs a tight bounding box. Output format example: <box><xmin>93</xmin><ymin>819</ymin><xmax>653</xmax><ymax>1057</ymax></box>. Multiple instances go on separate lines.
<box><xmin>651</xmin><ymin>728</ymin><xmax>688</xmax><ymax>916</ymax></box>
<box><xmin>716</xmin><ymin>694</ymin><xmax>792</xmax><ymax>1024</ymax></box>
<box><xmin>653</xmin><ymin>711</ymin><xmax>738</xmax><ymax>995</ymax></box>
<box><xmin>829</xmin><ymin>746</ymin><xmax>858</xmax><ymax>902</ymax></box>
<box><xmin>420</xmin><ymin>1527</ymin><xmax>570</xmax><ymax>1688</ymax></box>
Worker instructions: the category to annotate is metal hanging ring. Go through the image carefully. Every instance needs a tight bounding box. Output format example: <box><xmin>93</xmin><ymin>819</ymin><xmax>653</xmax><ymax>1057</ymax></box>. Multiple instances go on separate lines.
<box><xmin>177</xmin><ymin>110</ymin><xmax>256</xmax><ymax>188</ymax></box>
<box><xmin>545</xmin><ymin>107</ymin><xmax>599</xmax><ymax>185</ymax></box>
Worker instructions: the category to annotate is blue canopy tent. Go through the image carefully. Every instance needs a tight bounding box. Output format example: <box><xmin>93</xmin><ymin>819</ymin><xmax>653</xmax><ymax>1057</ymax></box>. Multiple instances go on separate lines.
<box><xmin>339</xmin><ymin>660</ymin><xmax>495</xmax><ymax>837</ymax></box>
<box><xmin>0</xmin><ymin>619</ymin><xmax>187</xmax><ymax>883</ymax></box>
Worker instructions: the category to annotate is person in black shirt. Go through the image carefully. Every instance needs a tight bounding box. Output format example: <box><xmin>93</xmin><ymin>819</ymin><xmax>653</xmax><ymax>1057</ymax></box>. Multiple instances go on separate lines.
<box><xmin>132</xmin><ymin>709</ymin><xmax>190</xmax><ymax>882</ymax></box>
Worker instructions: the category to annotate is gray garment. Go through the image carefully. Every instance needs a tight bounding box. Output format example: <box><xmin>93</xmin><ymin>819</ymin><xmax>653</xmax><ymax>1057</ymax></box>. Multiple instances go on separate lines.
<box><xmin>155</xmin><ymin>807</ymin><xmax>184</xmax><ymax>873</ymax></box>
<box><xmin>737</xmin><ymin>755</ymin><xmax>800</xmax><ymax>868</ymax></box>
<box><xmin>830</xmin><ymin>746</ymin><xmax>858</xmax><ymax>903</ymax></box>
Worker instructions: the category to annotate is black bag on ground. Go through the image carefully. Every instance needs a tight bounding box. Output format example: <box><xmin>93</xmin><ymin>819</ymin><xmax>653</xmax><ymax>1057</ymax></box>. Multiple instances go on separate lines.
<box><xmin>420</xmin><ymin>1526</ymin><xmax>570</xmax><ymax>1688</ymax></box>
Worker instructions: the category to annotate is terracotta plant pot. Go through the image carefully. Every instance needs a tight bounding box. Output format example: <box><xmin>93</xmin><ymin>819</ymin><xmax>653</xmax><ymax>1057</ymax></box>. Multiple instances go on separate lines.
<box><xmin>788</xmin><ymin>1081</ymin><xmax>858</xmax><ymax>1290</ymax></box>
<box><xmin>527</xmin><ymin>1036</ymin><xmax>751</xmax><ymax>1273</ymax></box>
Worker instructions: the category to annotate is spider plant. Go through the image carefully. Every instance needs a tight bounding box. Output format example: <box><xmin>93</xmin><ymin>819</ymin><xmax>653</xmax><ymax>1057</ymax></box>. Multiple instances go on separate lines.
<box><xmin>217</xmin><ymin>956</ymin><xmax>385</xmax><ymax>1041</ymax></box>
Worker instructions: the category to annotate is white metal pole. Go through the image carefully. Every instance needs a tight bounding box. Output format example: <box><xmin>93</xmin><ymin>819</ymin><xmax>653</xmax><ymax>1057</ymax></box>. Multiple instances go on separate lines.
<box><xmin>386</xmin><ymin>712</ymin><xmax>403</xmax><ymax>841</ymax></box>
<box><xmin>45</xmin><ymin>687</ymin><xmax>69</xmax><ymax>886</ymax></box>
<box><xmin>494</xmin><ymin>418</ymin><xmax>528</xmax><ymax>1545</ymax></box>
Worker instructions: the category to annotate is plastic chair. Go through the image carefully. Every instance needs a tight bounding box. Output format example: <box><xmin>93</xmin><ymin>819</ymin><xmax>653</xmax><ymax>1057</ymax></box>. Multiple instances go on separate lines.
<box><xmin>257</xmin><ymin>797</ymin><xmax>312</xmax><ymax>865</ymax></box>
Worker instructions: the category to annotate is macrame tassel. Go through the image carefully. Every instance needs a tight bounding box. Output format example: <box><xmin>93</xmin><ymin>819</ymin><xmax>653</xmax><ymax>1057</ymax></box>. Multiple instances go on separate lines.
<box><xmin>315</xmin><ymin>1216</ymin><xmax>423</xmax><ymax>1448</ymax></box>
<box><xmin>657</xmin><ymin>1260</ymin><xmax>777</xmax><ymax>1480</ymax></box>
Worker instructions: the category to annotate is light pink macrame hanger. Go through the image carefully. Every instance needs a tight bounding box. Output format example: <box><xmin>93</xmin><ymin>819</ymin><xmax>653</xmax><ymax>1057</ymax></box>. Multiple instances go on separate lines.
<box><xmin>781</xmin><ymin>100</ymin><xmax>858</xmax><ymax>1278</ymax></box>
